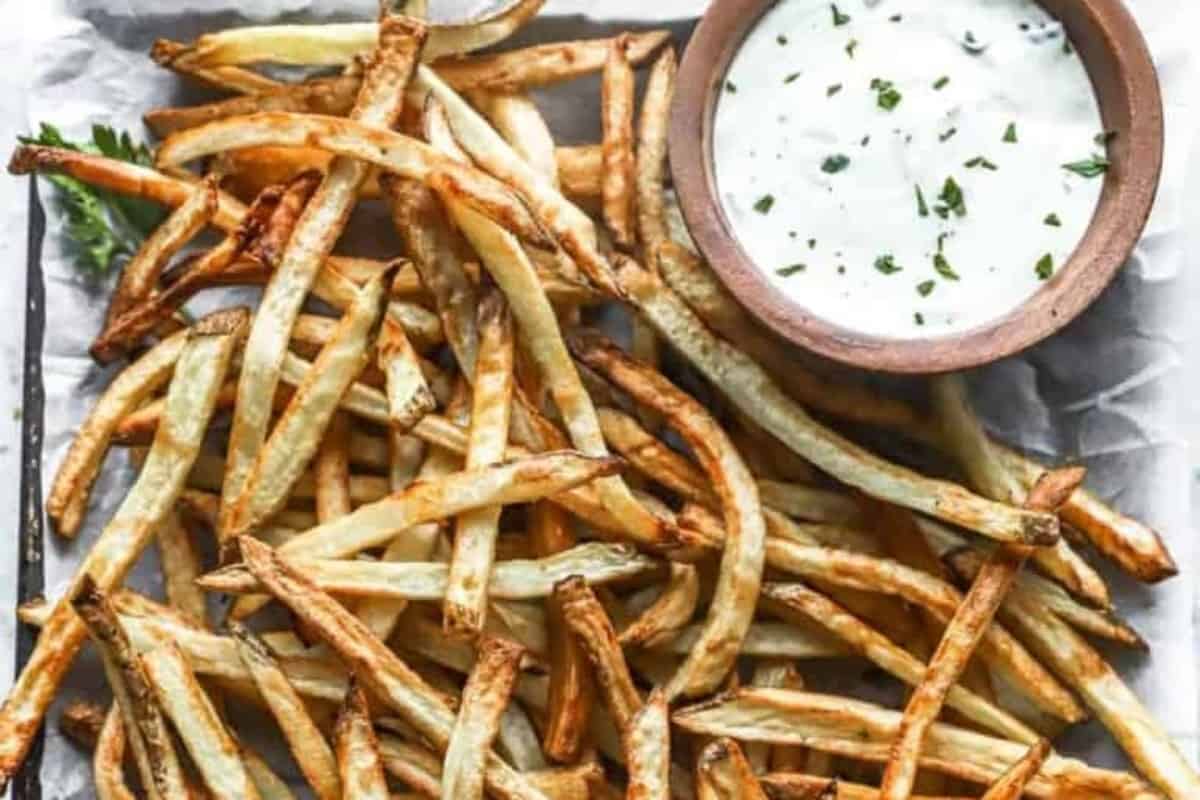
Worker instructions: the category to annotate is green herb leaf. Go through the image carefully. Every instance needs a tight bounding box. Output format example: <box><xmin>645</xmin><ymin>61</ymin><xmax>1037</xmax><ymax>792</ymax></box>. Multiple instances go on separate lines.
<box><xmin>1062</xmin><ymin>154</ymin><xmax>1109</xmax><ymax>178</ymax></box>
<box><xmin>936</xmin><ymin>177</ymin><xmax>967</xmax><ymax>217</ymax></box>
<box><xmin>1035</xmin><ymin>253</ymin><xmax>1054</xmax><ymax>280</ymax></box>
<box><xmin>1003</xmin><ymin>122</ymin><xmax>1018</xmax><ymax>143</ymax></box>
<box><xmin>874</xmin><ymin>254</ymin><xmax>902</xmax><ymax>274</ymax></box>
<box><xmin>777</xmin><ymin>263</ymin><xmax>806</xmax><ymax>276</ymax></box>
<box><xmin>933</xmin><ymin>76</ymin><xmax>950</xmax><ymax>90</ymax></box>
<box><xmin>916</xmin><ymin>280</ymin><xmax>936</xmax><ymax>297</ymax></box>
<box><xmin>1044</xmin><ymin>213</ymin><xmax>1062</xmax><ymax>227</ymax></box>
<box><xmin>821</xmin><ymin>154</ymin><xmax>851</xmax><ymax>174</ymax></box>
<box><xmin>939</xmin><ymin>127</ymin><xmax>958</xmax><ymax>143</ymax></box>
<box><xmin>964</xmin><ymin>156</ymin><xmax>998</xmax><ymax>170</ymax></box>
<box><xmin>831</xmin><ymin>3</ymin><xmax>851</xmax><ymax>26</ymax></box>
<box><xmin>753</xmin><ymin>194</ymin><xmax>775</xmax><ymax>213</ymax></box>
<box><xmin>827</xmin><ymin>83</ymin><xmax>843</xmax><ymax>97</ymax></box>
<box><xmin>933</xmin><ymin>253</ymin><xmax>960</xmax><ymax>280</ymax></box>
<box><xmin>870</xmin><ymin>78</ymin><xmax>902</xmax><ymax>110</ymax></box>
<box><xmin>845</xmin><ymin>39</ymin><xmax>859</xmax><ymax>58</ymax></box>
<box><xmin>915</xmin><ymin>185</ymin><xmax>930</xmax><ymax>218</ymax></box>
<box><xmin>784</xmin><ymin>72</ymin><xmax>802</xmax><ymax>83</ymax></box>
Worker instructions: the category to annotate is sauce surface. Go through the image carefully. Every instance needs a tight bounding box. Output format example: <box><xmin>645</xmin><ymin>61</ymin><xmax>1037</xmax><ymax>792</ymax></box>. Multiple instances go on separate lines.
<box><xmin>713</xmin><ymin>0</ymin><xmax>1108</xmax><ymax>338</ymax></box>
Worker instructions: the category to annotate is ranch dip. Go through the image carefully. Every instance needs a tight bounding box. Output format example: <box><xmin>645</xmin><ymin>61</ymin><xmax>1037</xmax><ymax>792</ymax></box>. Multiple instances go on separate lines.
<box><xmin>713</xmin><ymin>0</ymin><xmax>1109</xmax><ymax>338</ymax></box>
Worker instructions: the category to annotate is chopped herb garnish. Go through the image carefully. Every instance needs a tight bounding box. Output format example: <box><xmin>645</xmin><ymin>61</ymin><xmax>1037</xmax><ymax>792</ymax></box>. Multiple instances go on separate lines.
<box><xmin>935</xmin><ymin>177</ymin><xmax>967</xmax><ymax>217</ymax></box>
<box><xmin>821</xmin><ymin>154</ymin><xmax>851</xmax><ymax>174</ymax></box>
<box><xmin>870</xmin><ymin>78</ymin><xmax>902</xmax><ymax>110</ymax></box>
<box><xmin>1062</xmin><ymin>38</ymin><xmax>1073</xmax><ymax>55</ymax></box>
<box><xmin>837</xmin><ymin>265</ymin><xmax>847</xmax><ymax>274</ymax></box>
<box><xmin>915</xmin><ymin>185</ymin><xmax>929</xmax><ymax>218</ymax></box>
<box><xmin>962</xmin><ymin>30</ymin><xmax>987</xmax><ymax>54</ymax></box>
<box><xmin>860</xmin><ymin>135</ymin><xmax>870</xmax><ymax>146</ymax></box>
<box><xmin>917</xmin><ymin>280</ymin><xmax>936</xmax><ymax>297</ymax></box>
<box><xmin>1094</xmin><ymin>130</ymin><xmax>1117</xmax><ymax>147</ymax></box>
<box><xmin>776</xmin><ymin>263</ymin><xmax>806</xmax><ymax>276</ymax></box>
<box><xmin>725</xmin><ymin>80</ymin><xmax>738</xmax><ymax>93</ymax></box>
<box><xmin>936</xmin><ymin>232</ymin><xmax>949</xmax><ymax>252</ymax></box>
<box><xmin>1062</xmin><ymin>154</ymin><xmax>1109</xmax><ymax>178</ymax></box>
<box><xmin>1044</xmin><ymin>213</ymin><xmax>1062</xmax><ymax>227</ymax></box>
<box><xmin>784</xmin><ymin>72</ymin><xmax>802</xmax><ymax>83</ymax></box>
<box><xmin>831</xmin><ymin>4</ymin><xmax>851</xmax><ymax>26</ymax></box>
<box><xmin>933</xmin><ymin>76</ymin><xmax>950</xmax><ymax>90</ymax></box>
<box><xmin>776</xmin><ymin>34</ymin><xmax>789</xmax><ymax>45</ymax></box>
<box><xmin>964</xmin><ymin>156</ymin><xmax>998</xmax><ymax>170</ymax></box>
<box><xmin>1003</xmin><ymin>122</ymin><xmax>1018</xmax><ymax>143</ymax></box>
<box><xmin>1035</xmin><ymin>253</ymin><xmax>1055</xmax><ymax>280</ymax></box>
<box><xmin>845</xmin><ymin>39</ymin><xmax>859</xmax><ymax>57</ymax></box>
<box><xmin>939</xmin><ymin>127</ymin><xmax>958</xmax><ymax>142</ymax></box>
<box><xmin>933</xmin><ymin>253</ymin><xmax>960</xmax><ymax>280</ymax></box>
<box><xmin>753</xmin><ymin>194</ymin><xmax>775</xmax><ymax>213</ymax></box>
<box><xmin>889</xmin><ymin>13</ymin><xmax>903</xmax><ymax>22</ymax></box>
<box><xmin>874</xmin><ymin>254</ymin><xmax>902</xmax><ymax>274</ymax></box>
<box><xmin>914</xmin><ymin>312</ymin><xmax>925</xmax><ymax>325</ymax></box>
<box><xmin>808</xmin><ymin>238</ymin><xmax>817</xmax><ymax>249</ymax></box>
<box><xmin>827</xmin><ymin>83</ymin><xmax>843</xmax><ymax>96</ymax></box>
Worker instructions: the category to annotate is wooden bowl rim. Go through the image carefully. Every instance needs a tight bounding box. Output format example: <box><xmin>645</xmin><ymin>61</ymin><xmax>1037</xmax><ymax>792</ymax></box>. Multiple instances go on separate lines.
<box><xmin>669</xmin><ymin>0</ymin><xmax>1164</xmax><ymax>374</ymax></box>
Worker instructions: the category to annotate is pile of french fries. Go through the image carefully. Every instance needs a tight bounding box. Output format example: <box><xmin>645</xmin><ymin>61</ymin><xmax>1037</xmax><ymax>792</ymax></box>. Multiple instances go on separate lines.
<box><xmin>4</xmin><ymin>1</ymin><xmax>1197</xmax><ymax>798</ymax></box>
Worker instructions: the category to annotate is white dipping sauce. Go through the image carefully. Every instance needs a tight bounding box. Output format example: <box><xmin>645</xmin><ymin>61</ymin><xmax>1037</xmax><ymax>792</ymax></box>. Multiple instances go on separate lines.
<box><xmin>714</xmin><ymin>0</ymin><xmax>1108</xmax><ymax>338</ymax></box>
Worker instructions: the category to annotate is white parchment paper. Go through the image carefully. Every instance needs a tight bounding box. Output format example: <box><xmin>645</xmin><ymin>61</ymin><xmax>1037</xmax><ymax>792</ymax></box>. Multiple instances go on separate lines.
<box><xmin>12</xmin><ymin>0</ymin><xmax>1200</xmax><ymax>796</ymax></box>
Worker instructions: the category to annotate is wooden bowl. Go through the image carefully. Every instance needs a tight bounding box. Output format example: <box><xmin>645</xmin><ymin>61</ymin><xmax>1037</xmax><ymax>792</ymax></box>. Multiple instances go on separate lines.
<box><xmin>670</xmin><ymin>0</ymin><xmax>1163</xmax><ymax>374</ymax></box>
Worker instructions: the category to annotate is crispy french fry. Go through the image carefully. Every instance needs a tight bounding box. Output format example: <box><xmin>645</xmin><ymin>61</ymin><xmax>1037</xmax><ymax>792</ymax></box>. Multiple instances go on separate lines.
<box><xmin>446</xmin><ymin>292</ymin><xmax>515</xmax><ymax>636</ymax></box>
<box><xmin>474</xmin><ymin>90</ymin><xmax>559</xmax><ymax>186</ymax></box>
<box><xmin>443</xmin><ymin>636</ymin><xmax>525</xmax><ymax>800</ymax></box>
<box><xmin>144</xmin><ymin>75</ymin><xmax>361</xmax><ymax>136</ymax></box>
<box><xmin>231</xmin><ymin>622</ymin><xmax>340</xmax><ymax>800</ymax></box>
<box><xmin>378</xmin><ymin>312</ymin><xmax>437</xmax><ymax>431</ymax></box>
<box><xmin>314</xmin><ymin>412</ymin><xmax>353</xmax><ymax>524</ymax></box>
<box><xmin>557</xmin><ymin>145</ymin><xmax>602</xmax><ymax>200</ymax></box>
<box><xmin>674</xmin><ymin>689</ymin><xmax>1148</xmax><ymax>798</ymax></box>
<box><xmin>217</xmin><ymin>15</ymin><xmax>427</xmax><ymax>540</ymax></box>
<box><xmin>242</xmin><ymin>745</ymin><xmax>301</xmax><ymax>800</ymax></box>
<box><xmin>0</xmin><ymin>309</ymin><xmax>244</xmax><ymax>789</ymax></box>
<box><xmin>618</xmin><ymin>262</ymin><xmax>1057</xmax><ymax>546</ymax></box>
<box><xmin>627</xmin><ymin>689</ymin><xmax>670</xmax><ymax>800</ymax></box>
<box><xmin>619</xmin><ymin>562</ymin><xmax>699</xmax><ymax>648</ymax></box>
<box><xmin>150</xmin><ymin>38</ymin><xmax>282</xmax><ymax>93</ymax></box>
<box><xmin>336</xmin><ymin>681</ymin><xmax>389</xmax><ymax>800</ymax></box>
<box><xmin>141</xmin><ymin>641</ymin><xmax>263</xmax><ymax>800</ymax></box>
<box><xmin>980</xmin><ymin>739</ymin><xmax>1051</xmax><ymax>800</ymax></box>
<box><xmin>696</xmin><ymin>738</ymin><xmax>768</xmax><ymax>800</ymax></box>
<box><xmin>636</xmin><ymin>47</ymin><xmax>676</xmax><ymax>263</ymax></box>
<box><xmin>94</xmin><ymin>706</ymin><xmax>136</xmax><ymax>800</ymax></box>
<box><xmin>759</xmin><ymin>773</ymin><xmax>970</xmax><ymax>800</ymax></box>
<box><xmin>72</xmin><ymin>577</ymin><xmax>190</xmax><ymax>799</ymax></box>
<box><xmin>568</xmin><ymin>329</ymin><xmax>764</xmax><ymax>698</ymax></box>
<box><xmin>601</xmin><ymin>34</ymin><xmax>636</xmax><ymax>248</ymax></box>
<box><xmin>653</xmin><ymin>623</ymin><xmax>846</xmax><ymax>661</ymax></box>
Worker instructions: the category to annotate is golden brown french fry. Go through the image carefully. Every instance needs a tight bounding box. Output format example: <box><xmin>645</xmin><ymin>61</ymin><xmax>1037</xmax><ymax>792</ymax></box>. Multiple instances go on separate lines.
<box><xmin>72</xmin><ymin>577</ymin><xmax>190</xmax><ymax>799</ymax></box>
<box><xmin>980</xmin><ymin>739</ymin><xmax>1051</xmax><ymax>800</ymax></box>
<box><xmin>443</xmin><ymin>636</ymin><xmax>525</xmax><ymax>800</ymax></box>
<box><xmin>242</xmin><ymin>745</ymin><xmax>301</xmax><ymax>800</ymax></box>
<box><xmin>619</xmin><ymin>562</ymin><xmax>699</xmax><ymax>648</ymax></box>
<box><xmin>557</xmin><ymin>145</ymin><xmax>602</xmax><ymax>200</ymax></box>
<box><xmin>378</xmin><ymin>313</ymin><xmax>437</xmax><ymax>431</ymax></box>
<box><xmin>335</xmin><ymin>680</ymin><xmax>389</xmax><ymax>800</ymax></box>
<box><xmin>696</xmin><ymin>737</ymin><xmax>768</xmax><ymax>800</ymax></box>
<box><xmin>636</xmin><ymin>47</ymin><xmax>676</xmax><ymax>264</ymax></box>
<box><xmin>430</xmin><ymin>30</ymin><xmax>672</xmax><ymax>92</ymax></box>
<box><xmin>759</xmin><ymin>773</ymin><xmax>970</xmax><ymax>800</ymax></box>
<box><xmin>0</xmin><ymin>309</ymin><xmax>245</xmax><ymax>790</ymax></box>
<box><xmin>445</xmin><ymin>292</ymin><xmax>515</xmax><ymax>636</ymax></box>
<box><xmin>473</xmin><ymin>90</ymin><xmax>559</xmax><ymax>186</ymax></box>
<box><xmin>141</xmin><ymin>641</ymin><xmax>263</xmax><ymax>800</ymax></box>
<box><xmin>144</xmin><ymin>75</ymin><xmax>361</xmax><ymax>136</ymax></box>
<box><xmin>230</xmin><ymin>622</ymin><xmax>340</xmax><ymax>800</ymax></box>
<box><xmin>627</xmin><ymin>689</ymin><xmax>670</xmax><ymax>800</ymax></box>
<box><xmin>314</xmin><ymin>412</ymin><xmax>353</xmax><ymax>524</ymax></box>
<box><xmin>674</xmin><ymin>689</ymin><xmax>1148</xmax><ymax>798</ymax></box>
<box><xmin>150</xmin><ymin>38</ymin><xmax>282</xmax><ymax>94</ymax></box>
<box><xmin>618</xmin><ymin>262</ymin><xmax>1058</xmax><ymax>546</ymax></box>
<box><xmin>568</xmin><ymin>329</ymin><xmax>764</xmax><ymax>698</ymax></box>
<box><xmin>217</xmin><ymin>15</ymin><xmax>428</xmax><ymax>542</ymax></box>
<box><xmin>601</xmin><ymin>34</ymin><xmax>636</xmax><ymax>248</ymax></box>
<box><xmin>237</xmin><ymin>537</ymin><xmax>551</xmax><ymax>800</ymax></box>
<box><xmin>554</xmin><ymin>576</ymin><xmax>642</xmax><ymax>732</ymax></box>
<box><xmin>94</xmin><ymin>706</ymin><xmax>135</xmax><ymax>800</ymax></box>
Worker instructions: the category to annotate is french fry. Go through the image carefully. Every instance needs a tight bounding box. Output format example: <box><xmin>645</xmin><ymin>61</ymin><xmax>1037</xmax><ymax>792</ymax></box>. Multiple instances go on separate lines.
<box><xmin>443</xmin><ymin>636</ymin><xmax>526</xmax><ymax>800</ymax></box>
<box><xmin>653</xmin><ymin>623</ymin><xmax>846</xmax><ymax>661</ymax></box>
<box><xmin>759</xmin><ymin>773</ymin><xmax>971</xmax><ymax>800</ymax></box>
<box><xmin>430</xmin><ymin>30</ymin><xmax>672</xmax><ymax>92</ymax></box>
<box><xmin>568</xmin><ymin>329</ymin><xmax>765</xmax><ymax>698</ymax></box>
<box><xmin>674</xmin><ymin>689</ymin><xmax>1148</xmax><ymax>798</ymax></box>
<box><xmin>378</xmin><ymin>312</ymin><xmax>438</xmax><ymax>430</ymax></box>
<box><xmin>216</xmin><ymin>14</ymin><xmax>428</xmax><ymax>540</ymax></box>
<box><xmin>619</xmin><ymin>563</ymin><xmax>699</xmax><ymax>648</ymax></box>
<box><xmin>71</xmin><ymin>577</ymin><xmax>191</xmax><ymax>799</ymax></box>
<box><xmin>696</xmin><ymin>738</ymin><xmax>768</xmax><ymax>800</ymax></box>
<box><xmin>336</xmin><ymin>680</ymin><xmax>390</xmax><ymax>800</ymax></box>
<box><xmin>94</xmin><ymin>706</ymin><xmax>136</xmax><ymax>800</ymax></box>
<box><xmin>242</xmin><ymin>745</ymin><xmax>301</xmax><ymax>800</ymax></box>
<box><xmin>144</xmin><ymin>75</ymin><xmax>361</xmax><ymax>136</ymax></box>
<box><xmin>314</xmin><ymin>412</ymin><xmax>353</xmax><ymax>524</ymax></box>
<box><xmin>636</xmin><ymin>47</ymin><xmax>676</xmax><ymax>264</ymax></box>
<box><xmin>446</xmin><ymin>292</ymin><xmax>515</xmax><ymax>636</ymax></box>
<box><xmin>557</xmin><ymin>145</ymin><xmax>602</xmax><ymax>200</ymax></box>
<box><xmin>141</xmin><ymin>641</ymin><xmax>263</xmax><ymax>800</ymax></box>
<box><xmin>150</xmin><ymin>38</ymin><xmax>282</xmax><ymax>94</ymax></box>
<box><xmin>617</xmin><ymin>262</ymin><xmax>1058</xmax><ymax>546</ymax></box>
<box><xmin>980</xmin><ymin>739</ymin><xmax>1051</xmax><ymax>800</ymax></box>
<box><xmin>497</xmin><ymin>701</ymin><xmax>548</xmax><ymax>771</ymax></box>
<box><xmin>237</xmin><ymin>537</ymin><xmax>551</xmax><ymax>800</ymax></box>
<box><xmin>627</xmin><ymin>689</ymin><xmax>670</xmax><ymax>800</ymax></box>
<box><xmin>231</xmin><ymin>622</ymin><xmax>341</xmax><ymax>800</ymax></box>
<box><xmin>601</xmin><ymin>34</ymin><xmax>636</xmax><ymax>248</ymax></box>
<box><xmin>475</xmin><ymin>90</ymin><xmax>560</xmax><ymax>188</ymax></box>
<box><xmin>0</xmin><ymin>309</ymin><xmax>244</xmax><ymax>789</ymax></box>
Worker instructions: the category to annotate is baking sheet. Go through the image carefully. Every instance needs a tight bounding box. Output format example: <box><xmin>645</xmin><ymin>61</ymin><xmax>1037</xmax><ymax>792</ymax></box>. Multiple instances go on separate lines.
<box><xmin>14</xmin><ymin>0</ymin><xmax>1200</xmax><ymax>796</ymax></box>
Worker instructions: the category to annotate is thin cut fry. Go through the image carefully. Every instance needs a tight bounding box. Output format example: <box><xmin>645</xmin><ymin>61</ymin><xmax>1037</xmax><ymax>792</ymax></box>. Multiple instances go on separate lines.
<box><xmin>94</xmin><ymin>706</ymin><xmax>135</xmax><ymax>800</ymax></box>
<box><xmin>600</xmin><ymin>34</ymin><xmax>636</xmax><ymax>248</ymax></box>
<box><xmin>446</xmin><ymin>292</ymin><xmax>515</xmax><ymax>636</ymax></box>
<box><xmin>568</xmin><ymin>329</ymin><xmax>764</xmax><ymax>698</ymax></box>
<box><xmin>696</xmin><ymin>738</ymin><xmax>768</xmax><ymax>800</ymax></box>
<box><xmin>759</xmin><ymin>773</ymin><xmax>971</xmax><ymax>800</ymax></box>
<box><xmin>141</xmin><ymin>641</ymin><xmax>263</xmax><ymax>800</ymax></box>
<box><xmin>627</xmin><ymin>690</ymin><xmax>670</xmax><ymax>800</ymax></box>
<box><xmin>379</xmin><ymin>312</ymin><xmax>437</xmax><ymax>430</ymax></box>
<box><xmin>151</xmin><ymin>38</ymin><xmax>281</xmax><ymax>94</ymax></box>
<box><xmin>557</xmin><ymin>145</ymin><xmax>602</xmax><ymax>199</ymax></box>
<box><xmin>144</xmin><ymin>75</ymin><xmax>361</xmax><ymax>136</ymax></box>
<box><xmin>314</xmin><ymin>412</ymin><xmax>353</xmax><ymax>524</ymax></box>
<box><xmin>654</xmin><ymin>623</ymin><xmax>846</xmax><ymax>660</ymax></box>
<box><xmin>617</xmin><ymin>262</ymin><xmax>1058</xmax><ymax>546</ymax></box>
<box><xmin>231</xmin><ymin>622</ymin><xmax>340</xmax><ymax>800</ymax></box>
<box><xmin>635</xmin><ymin>47</ymin><xmax>676</xmax><ymax>263</ymax></box>
<box><xmin>336</xmin><ymin>681</ymin><xmax>390</xmax><ymax>800</ymax></box>
<box><xmin>619</xmin><ymin>562</ymin><xmax>699</xmax><ymax>648</ymax></box>
<box><xmin>443</xmin><ymin>636</ymin><xmax>525</xmax><ymax>800</ymax></box>
<box><xmin>980</xmin><ymin>740</ymin><xmax>1051</xmax><ymax>800</ymax></box>
<box><xmin>0</xmin><ymin>309</ymin><xmax>244</xmax><ymax>790</ymax></box>
<box><xmin>474</xmin><ymin>90</ymin><xmax>559</xmax><ymax>186</ymax></box>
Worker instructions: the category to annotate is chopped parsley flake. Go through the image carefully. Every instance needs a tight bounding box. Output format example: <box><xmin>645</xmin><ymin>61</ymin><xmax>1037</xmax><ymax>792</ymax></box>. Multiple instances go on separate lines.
<box><xmin>776</xmin><ymin>264</ymin><xmax>806</xmax><ymax>277</ymax></box>
<box><xmin>821</xmin><ymin>154</ymin><xmax>851</xmax><ymax>174</ymax></box>
<box><xmin>874</xmin><ymin>254</ymin><xmax>902</xmax><ymax>274</ymax></box>
<box><xmin>1062</xmin><ymin>154</ymin><xmax>1109</xmax><ymax>178</ymax></box>
<box><xmin>753</xmin><ymin>194</ymin><xmax>775</xmax><ymax>213</ymax></box>
<box><xmin>933</xmin><ymin>76</ymin><xmax>950</xmax><ymax>90</ymax></box>
<box><xmin>915</xmin><ymin>185</ymin><xmax>929</xmax><ymax>218</ymax></box>
<box><xmin>917</xmin><ymin>280</ymin><xmax>936</xmax><ymax>297</ymax></box>
<box><xmin>1035</xmin><ymin>253</ymin><xmax>1055</xmax><ymax>280</ymax></box>
<box><xmin>962</xmin><ymin>30</ymin><xmax>987</xmax><ymax>54</ymax></box>
<box><xmin>845</xmin><ymin>39</ymin><xmax>859</xmax><ymax>58</ymax></box>
<box><xmin>861</xmin><ymin>135</ymin><xmax>870</xmax><ymax>146</ymax></box>
<box><xmin>831</xmin><ymin>4</ymin><xmax>851</xmax><ymax>26</ymax></box>
<box><xmin>934</xmin><ymin>177</ymin><xmax>966</xmax><ymax>218</ymax></box>
<box><xmin>889</xmin><ymin>13</ymin><xmax>903</xmax><ymax>22</ymax></box>
<box><xmin>914</xmin><ymin>311</ymin><xmax>925</xmax><ymax>325</ymax></box>
<box><xmin>808</xmin><ymin>238</ymin><xmax>817</xmax><ymax>249</ymax></box>
<box><xmin>827</xmin><ymin>83</ymin><xmax>843</xmax><ymax>96</ymax></box>
<box><xmin>725</xmin><ymin>80</ymin><xmax>737</xmax><ymax>93</ymax></box>
<box><xmin>939</xmin><ymin>127</ymin><xmax>958</xmax><ymax>142</ymax></box>
<box><xmin>1003</xmin><ymin>122</ymin><xmax>1018</xmax><ymax>143</ymax></box>
<box><xmin>784</xmin><ymin>72</ymin><xmax>802</xmax><ymax>83</ymax></box>
<box><xmin>776</xmin><ymin>34</ymin><xmax>789</xmax><ymax>45</ymax></box>
<box><xmin>1044</xmin><ymin>213</ymin><xmax>1062</xmax><ymax>227</ymax></box>
<box><xmin>933</xmin><ymin>253</ymin><xmax>960</xmax><ymax>280</ymax></box>
<box><xmin>964</xmin><ymin>156</ymin><xmax>998</xmax><ymax>170</ymax></box>
<box><xmin>837</xmin><ymin>265</ymin><xmax>847</xmax><ymax>274</ymax></box>
<box><xmin>870</xmin><ymin>78</ymin><xmax>902</xmax><ymax>110</ymax></box>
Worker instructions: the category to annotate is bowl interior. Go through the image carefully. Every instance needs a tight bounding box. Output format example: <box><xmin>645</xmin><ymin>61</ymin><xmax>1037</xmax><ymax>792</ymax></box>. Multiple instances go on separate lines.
<box><xmin>670</xmin><ymin>0</ymin><xmax>1163</xmax><ymax>373</ymax></box>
